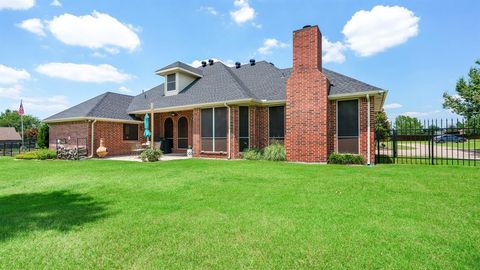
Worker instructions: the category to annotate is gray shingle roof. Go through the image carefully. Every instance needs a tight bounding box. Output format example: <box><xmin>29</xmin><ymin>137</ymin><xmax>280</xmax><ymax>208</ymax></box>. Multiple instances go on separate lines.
<box><xmin>128</xmin><ymin>61</ymin><xmax>384</xmax><ymax>112</ymax></box>
<box><xmin>155</xmin><ymin>61</ymin><xmax>203</xmax><ymax>77</ymax></box>
<box><xmin>44</xmin><ymin>92</ymin><xmax>139</xmax><ymax>122</ymax></box>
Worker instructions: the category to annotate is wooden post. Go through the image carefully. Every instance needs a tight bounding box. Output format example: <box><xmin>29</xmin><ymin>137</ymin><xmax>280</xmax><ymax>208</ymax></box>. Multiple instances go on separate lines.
<box><xmin>150</xmin><ymin>103</ymin><xmax>154</xmax><ymax>149</ymax></box>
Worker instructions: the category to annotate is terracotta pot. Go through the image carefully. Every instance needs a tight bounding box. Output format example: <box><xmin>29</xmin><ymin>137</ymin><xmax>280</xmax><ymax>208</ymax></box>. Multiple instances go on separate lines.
<box><xmin>96</xmin><ymin>138</ymin><xmax>108</xmax><ymax>158</ymax></box>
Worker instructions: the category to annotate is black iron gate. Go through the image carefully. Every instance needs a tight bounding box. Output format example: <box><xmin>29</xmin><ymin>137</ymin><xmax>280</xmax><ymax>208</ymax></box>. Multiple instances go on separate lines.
<box><xmin>375</xmin><ymin>118</ymin><xmax>479</xmax><ymax>166</ymax></box>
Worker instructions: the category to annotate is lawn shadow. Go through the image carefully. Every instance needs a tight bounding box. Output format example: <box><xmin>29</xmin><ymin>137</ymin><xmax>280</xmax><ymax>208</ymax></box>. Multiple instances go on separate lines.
<box><xmin>0</xmin><ymin>190</ymin><xmax>109</xmax><ymax>241</ymax></box>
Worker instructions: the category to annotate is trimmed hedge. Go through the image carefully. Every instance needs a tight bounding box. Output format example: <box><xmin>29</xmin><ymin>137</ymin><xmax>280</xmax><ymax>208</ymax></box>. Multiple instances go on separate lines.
<box><xmin>139</xmin><ymin>148</ymin><xmax>163</xmax><ymax>162</ymax></box>
<box><xmin>327</xmin><ymin>152</ymin><xmax>364</xmax><ymax>165</ymax></box>
<box><xmin>15</xmin><ymin>149</ymin><xmax>57</xmax><ymax>160</ymax></box>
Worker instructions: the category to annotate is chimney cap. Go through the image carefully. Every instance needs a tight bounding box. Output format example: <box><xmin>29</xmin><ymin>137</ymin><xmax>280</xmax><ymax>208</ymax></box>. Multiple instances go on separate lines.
<box><xmin>249</xmin><ymin>59</ymin><xmax>256</xmax><ymax>66</ymax></box>
<box><xmin>303</xmin><ymin>25</ymin><xmax>312</xmax><ymax>29</ymax></box>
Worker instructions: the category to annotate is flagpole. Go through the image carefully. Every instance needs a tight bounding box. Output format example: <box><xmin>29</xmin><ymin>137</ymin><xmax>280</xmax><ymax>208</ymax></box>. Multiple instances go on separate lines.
<box><xmin>21</xmin><ymin>100</ymin><xmax>24</xmax><ymax>146</ymax></box>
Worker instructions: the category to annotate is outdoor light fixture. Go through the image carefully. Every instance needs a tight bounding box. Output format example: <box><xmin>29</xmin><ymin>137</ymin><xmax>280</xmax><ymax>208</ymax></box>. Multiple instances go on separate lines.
<box><xmin>170</xmin><ymin>112</ymin><xmax>178</xmax><ymax>117</ymax></box>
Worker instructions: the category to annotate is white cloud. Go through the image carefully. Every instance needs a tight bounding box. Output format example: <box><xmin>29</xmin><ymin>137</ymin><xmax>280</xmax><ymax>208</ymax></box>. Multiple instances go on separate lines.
<box><xmin>190</xmin><ymin>58</ymin><xmax>235</xmax><ymax>68</ymax></box>
<box><xmin>21</xmin><ymin>95</ymin><xmax>69</xmax><ymax>113</ymax></box>
<box><xmin>0</xmin><ymin>0</ymin><xmax>35</xmax><ymax>10</ymax></box>
<box><xmin>322</xmin><ymin>37</ymin><xmax>346</xmax><ymax>64</ymax></box>
<box><xmin>36</xmin><ymin>63</ymin><xmax>133</xmax><ymax>83</ymax></box>
<box><xmin>50</xmin><ymin>0</ymin><xmax>61</xmax><ymax>7</ymax></box>
<box><xmin>230</xmin><ymin>0</ymin><xmax>255</xmax><ymax>24</ymax></box>
<box><xmin>257</xmin><ymin>38</ymin><xmax>288</xmax><ymax>55</ymax></box>
<box><xmin>402</xmin><ymin>110</ymin><xmax>441</xmax><ymax>117</ymax></box>
<box><xmin>118</xmin><ymin>86</ymin><xmax>131</xmax><ymax>93</ymax></box>
<box><xmin>199</xmin><ymin>6</ymin><xmax>218</xmax><ymax>16</ymax></box>
<box><xmin>0</xmin><ymin>64</ymin><xmax>31</xmax><ymax>85</ymax></box>
<box><xmin>384</xmin><ymin>103</ymin><xmax>403</xmax><ymax>109</ymax></box>
<box><xmin>0</xmin><ymin>85</ymin><xmax>22</xmax><ymax>99</ymax></box>
<box><xmin>17</xmin><ymin>18</ymin><xmax>46</xmax><ymax>37</ymax></box>
<box><xmin>47</xmin><ymin>11</ymin><xmax>140</xmax><ymax>53</ymax></box>
<box><xmin>342</xmin><ymin>5</ymin><xmax>419</xmax><ymax>57</ymax></box>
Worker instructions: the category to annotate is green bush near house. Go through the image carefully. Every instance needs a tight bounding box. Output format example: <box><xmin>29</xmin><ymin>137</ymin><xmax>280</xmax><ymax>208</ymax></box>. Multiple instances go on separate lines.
<box><xmin>36</xmin><ymin>123</ymin><xmax>49</xmax><ymax>148</ymax></box>
<box><xmin>328</xmin><ymin>152</ymin><xmax>364</xmax><ymax>165</ymax></box>
<box><xmin>139</xmin><ymin>148</ymin><xmax>163</xmax><ymax>162</ymax></box>
<box><xmin>242</xmin><ymin>148</ymin><xmax>263</xmax><ymax>160</ymax></box>
<box><xmin>262</xmin><ymin>143</ymin><xmax>286</xmax><ymax>161</ymax></box>
<box><xmin>15</xmin><ymin>149</ymin><xmax>57</xmax><ymax>160</ymax></box>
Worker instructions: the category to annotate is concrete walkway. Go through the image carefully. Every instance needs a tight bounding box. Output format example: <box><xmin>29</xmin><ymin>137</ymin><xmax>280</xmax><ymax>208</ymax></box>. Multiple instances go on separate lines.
<box><xmin>102</xmin><ymin>153</ymin><xmax>189</xmax><ymax>162</ymax></box>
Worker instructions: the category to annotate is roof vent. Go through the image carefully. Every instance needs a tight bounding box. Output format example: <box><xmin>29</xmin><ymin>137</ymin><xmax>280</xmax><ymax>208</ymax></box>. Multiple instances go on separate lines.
<box><xmin>303</xmin><ymin>25</ymin><xmax>311</xmax><ymax>29</ymax></box>
<box><xmin>249</xmin><ymin>59</ymin><xmax>256</xmax><ymax>66</ymax></box>
<box><xmin>269</xmin><ymin>62</ymin><xmax>274</xmax><ymax>66</ymax></box>
<box><xmin>235</xmin><ymin>62</ymin><xmax>241</xmax><ymax>68</ymax></box>
<box><xmin>208</xmin><ymin>59</ymin><xmax>214</xmax><ymax>65</ymax></box>
<box><xmin>201</xmin><ymin>61</ymin><xmax>207</xmax><ymax>67</ymax></box>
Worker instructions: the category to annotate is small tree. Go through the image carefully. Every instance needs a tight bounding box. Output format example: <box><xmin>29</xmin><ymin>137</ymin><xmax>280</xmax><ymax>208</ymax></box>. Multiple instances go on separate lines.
<box><xmin>394</xmin><ymin>115</ymin><xmax>424</xmax><ymax>135</ymax></box>
<box><xmin>375</xmin><ymin>110</ymin><xmax>391</xmax><ymax>140</ymax></box>
<box><xmin>0</xmin><ymin>109</ymin><xmax>40</xmax><ymax>131</ymax></box>
<box><xmin>37</xmin><ymin>123</ymin><xmax>49</xmax><ymax>148</ymax></box>
<box><xmin>443</xmin><ymin>59</ymin><xmax>480</xmax><ymax>120</ymax></box>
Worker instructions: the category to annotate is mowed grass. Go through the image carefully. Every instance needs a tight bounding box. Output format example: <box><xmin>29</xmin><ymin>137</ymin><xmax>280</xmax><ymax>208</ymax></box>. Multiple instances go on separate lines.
<box><xmin>0</xmin><ymin>158</ymin><xmax>479</xmax><ymax>269</ymax></box>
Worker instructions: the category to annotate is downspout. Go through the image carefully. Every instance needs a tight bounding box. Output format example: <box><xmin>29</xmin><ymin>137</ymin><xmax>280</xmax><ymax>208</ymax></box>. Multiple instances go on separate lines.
<box><xmin>89</xmin><ymin>119</ymin><xmax>97</xmax><ymax>158</ymax></box>
<box><xmin>224</xmin><ymin>102</ymin><xmax>231</xmax><ymax>159</ymax></box>
<box><xmin>366</xmin><ymin>94</ymin><xmax>371</xmax><ymax>165</ymax></box>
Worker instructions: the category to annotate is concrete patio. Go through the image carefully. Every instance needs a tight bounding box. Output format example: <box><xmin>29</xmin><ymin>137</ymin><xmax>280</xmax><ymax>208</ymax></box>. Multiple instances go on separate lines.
<box><xmin>101</xmin><ymin>153</ymin><xmax>189</xmax><ymax>162</ymax></box>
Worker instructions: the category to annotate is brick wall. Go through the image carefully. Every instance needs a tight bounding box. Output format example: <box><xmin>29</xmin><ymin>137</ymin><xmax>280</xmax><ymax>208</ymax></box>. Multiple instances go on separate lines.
<box><xmin>252</xmin><ymin>107</ymin><xmax>269</xmax><ymax>149</ymax></box>
<box><xmin>285</xmin><ymin>25</ymin><xmax>330</xmax><ymax>162</ymax></box>
<box><xmin>359</xmin><ymin>97</ymin><xmax>375</xmax><ymax>164</ymax></box>
<box><xmin>49</xmin><ymin>121</ymin><xmax>89</xmax><ymax>151</ymax></box>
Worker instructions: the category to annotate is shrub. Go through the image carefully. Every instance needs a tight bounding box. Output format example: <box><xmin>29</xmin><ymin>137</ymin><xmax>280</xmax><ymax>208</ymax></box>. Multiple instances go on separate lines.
<box><xmin>15</xmin><ymin>149</ymin><xmax>56</xmax><ymax>160</ymax></box>
<box><xmin>262</xmin><ymin>143</ymin><xmax>286</xmax><ymax>161</ymax></box>
<box><xmin>37</xmin><ymin>123</ymin><xmax>49</xmax><ymax>148</ymax></box>
<box><xmin>328</xmin><ymin>152</ymin><xmax>364</xmax><ymax>165</ymax></box>
<box><xmin>139</xmin><ymin>148</ymin><xmax>163</xmax><ymax>162</ymax></box>
<box><xmin>243</xmin><ymin>148</ymin><xmax>263</xmax><ymax>160</ymax></box>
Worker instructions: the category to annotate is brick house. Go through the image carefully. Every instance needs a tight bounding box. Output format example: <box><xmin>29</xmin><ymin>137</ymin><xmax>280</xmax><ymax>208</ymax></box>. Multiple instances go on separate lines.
<box><xmin>44</xmin><ymin>25</ymin><xmax>387</xmax><ymax>164</ymax></box>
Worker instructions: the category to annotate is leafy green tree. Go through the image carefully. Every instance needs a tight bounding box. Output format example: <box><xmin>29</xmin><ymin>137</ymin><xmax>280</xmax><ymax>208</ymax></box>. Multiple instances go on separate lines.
<box><xmin>37</xmin><ymin>123</ymin><xmax>49</xmax><ymax>148</ymax></box>
<box><xmin>375</xmin><ymin>110</ymin><xmax>391</xmax><ymax>140</ymax></box>
<box><xmin>394</xmin><ymin>115</ymin><xmax>424</xmax><ymax>134</ymax></box>
<box><xmin>443</xmin><ymin>60</ymin><xmax>480</xmax><ymax>120</ymax></box>
<box><xmin>0</xmin><ymin>109</ymin><xmax>40</xmax><ymax>132</ymax></box>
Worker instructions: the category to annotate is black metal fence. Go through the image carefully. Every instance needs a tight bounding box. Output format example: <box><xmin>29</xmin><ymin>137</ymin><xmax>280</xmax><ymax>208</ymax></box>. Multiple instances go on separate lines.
<box><xmin>376</xmin><ymin>118</ymin><xmax>480</xmax><ymax>166</ymax></box>
<box><xmin>0</xmin><ymin>140</ymin><xmax>37</xmax><ymax>157</ymax></box>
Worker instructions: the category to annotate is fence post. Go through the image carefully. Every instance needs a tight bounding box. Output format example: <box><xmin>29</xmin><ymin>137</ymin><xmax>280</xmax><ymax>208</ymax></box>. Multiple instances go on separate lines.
<box><xmin>430</xmin><ymin>126</ymin><xmax>435</xmax><ymax>165</ymax></box>
<box><xmin>392</xmin><ymin>129</ymin><xmax>397</xmax><ymax>159</ymax></box>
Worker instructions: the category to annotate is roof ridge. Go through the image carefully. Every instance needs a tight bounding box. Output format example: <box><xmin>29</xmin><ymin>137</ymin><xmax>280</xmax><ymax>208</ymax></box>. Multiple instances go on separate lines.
<box><xmin>221</xmin><ymin>62</ymin><xmax>258</xmax><ymax>99</ymax></box>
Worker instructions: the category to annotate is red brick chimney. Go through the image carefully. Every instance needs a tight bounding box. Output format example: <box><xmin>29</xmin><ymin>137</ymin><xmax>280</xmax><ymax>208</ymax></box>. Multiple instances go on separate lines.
<box><xmin>285</xmin><ymin>25</ymin><xmax>330</xmax><ymax>162</ymax></box>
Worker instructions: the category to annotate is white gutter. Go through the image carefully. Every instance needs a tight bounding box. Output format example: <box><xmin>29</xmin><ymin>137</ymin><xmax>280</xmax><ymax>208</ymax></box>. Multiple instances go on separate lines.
<box><xmin>89</xmin><ymin>119</ymin><xmax>97</xmax><ymax>158</ymax></box>
<box><xmin>366</xmin><ymin>94</ymin><xmax>371</xmax><ymax>165</ymax></box>
<box><xmin>44</xmin><ymin>117</ymin><xmax>142</xmax><ymax>124</ymax></box>
<box><xmin>224</xmin><ymin>102</ymin><xmax>231</xmax><ymax>159</ymax></box>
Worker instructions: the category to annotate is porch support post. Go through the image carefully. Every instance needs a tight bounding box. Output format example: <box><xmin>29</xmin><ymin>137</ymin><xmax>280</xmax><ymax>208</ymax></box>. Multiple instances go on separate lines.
<box><xmin>150</xmin><ymin>103</ymin><xmax>154</xmax><ymax>149</ymax></box>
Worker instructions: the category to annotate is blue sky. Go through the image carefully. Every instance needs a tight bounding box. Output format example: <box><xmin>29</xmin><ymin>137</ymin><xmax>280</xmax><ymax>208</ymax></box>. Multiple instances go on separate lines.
<box><xmin>0</xmin><ymin>0</ymin><xmax>479</xmax><ymax>121</ymax></box>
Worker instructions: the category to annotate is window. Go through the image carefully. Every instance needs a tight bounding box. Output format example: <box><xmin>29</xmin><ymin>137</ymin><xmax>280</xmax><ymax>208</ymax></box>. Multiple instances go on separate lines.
<box><xmin>167</xmin><ymin>74</ymin><xmax>176</xmax><ymax>91</ymax></box>
<box><xmin>123</xmin><ymin>124</ymin><xmax>138</xmax><ymax>141</ymax></box>
<box><xmin>337</xmin><ymin>99</ymin><xmax>359</xmax><ymax>154</ymax></box>
<box><xmin>201</xmin><ymin>107</ymin><xmax>227</xmax><ymax>152</ymax></box>
<box><xmin>269</xmin><ymin>106</ymin><xmax>285</xmax><ymax>144</ymax></box>
<box><xmin>164</xmin><ymin>118</ymin><xmax>174</xmax><ymax>149</ymax></box>
<box><xmin>177</xmin><ymin>117</ymin><xmax>188</xmax><ymax>149</ymax></box>
<box><xmin>239</xmin><ymin>106</ymin><xmax>249</xmax><ymax>152</ymax></box>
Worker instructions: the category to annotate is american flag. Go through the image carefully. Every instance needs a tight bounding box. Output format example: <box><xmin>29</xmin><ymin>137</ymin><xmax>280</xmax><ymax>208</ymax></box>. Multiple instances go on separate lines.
<box><xmin>18</xmin><ymin>100</ymin><xmax>24</xmax><ymax>116</ymax></box>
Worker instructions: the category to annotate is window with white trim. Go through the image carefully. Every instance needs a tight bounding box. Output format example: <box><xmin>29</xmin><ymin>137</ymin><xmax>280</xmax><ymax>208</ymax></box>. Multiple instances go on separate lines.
<box><xmin>201</xmin><ymin>107</ymin><xmax>227</xmax><ymax>152</ymax></box>
<box><xmin>167</xmin><ymin>74</ymin><xmax>176</xmax><ymax>91</ymax></box>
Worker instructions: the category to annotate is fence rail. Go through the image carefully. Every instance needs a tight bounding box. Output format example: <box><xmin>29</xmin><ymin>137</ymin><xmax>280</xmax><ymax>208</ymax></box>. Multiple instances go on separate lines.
<box><xmin>376</xmin><ymin>118</ymin><xmax>479</xmax><ymax>166</ymax></box>
<box><xmin>0</xmin><ymin>140</ymin><xmax>37</xmax><ymax>157</ymax></box>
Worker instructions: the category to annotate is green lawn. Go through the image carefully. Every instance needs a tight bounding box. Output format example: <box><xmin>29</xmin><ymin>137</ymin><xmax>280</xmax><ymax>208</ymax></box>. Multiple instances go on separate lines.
<box><xmin>1</xmin><ymin>158</ymin><xmax>479</xmax><ymax>269</ymax></box>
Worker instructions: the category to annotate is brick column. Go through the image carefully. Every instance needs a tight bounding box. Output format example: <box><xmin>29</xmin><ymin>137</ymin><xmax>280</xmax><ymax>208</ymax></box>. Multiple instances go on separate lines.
<box><xmin>359</xmin><ymin>97</ymin><xmax>375</xmax><ymax>164</ymax></box>
<box><xmin>229</xmin><ymin>105</ymin><xmax>240</xmax><ymax>159</ymax></box>
<box><xmin>193</xmin><ymin>108</ymin><xmax>201</xmax><ymax>156</ymax></box>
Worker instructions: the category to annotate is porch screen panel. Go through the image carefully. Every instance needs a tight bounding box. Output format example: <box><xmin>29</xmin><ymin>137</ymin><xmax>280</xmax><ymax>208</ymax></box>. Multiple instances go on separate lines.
<box><xmin>201</xmin><ymin>109</ymin><xmax>213</xmax><ymax>151</ymax></box>
<box><xmin>239</xmin><ymin>106</ymin><xmax>249</xmax><ymax>152</ymax></box>
<box><xmin>269</xmin><ymin>106</ymin><xmax>285</xmax><ymax>144</ymax></box>
<box><xmin>337</xmin><ymin>99</ymin><xmax>359</xmax><ymax>154</ymax></box>
<box><xmin>177</xmin><ymin>117</ymin><xmax>188</xmax><ymax>149</ymax></box>
<box><xmin>164</xmin><ymin>118</ymin><xmax>174</xmax><ymax>149</ymax></box>
<box><xmin>214</xmin><ymin>107</ymin><xmax>227</xmax><ymax>152</ymax></box>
